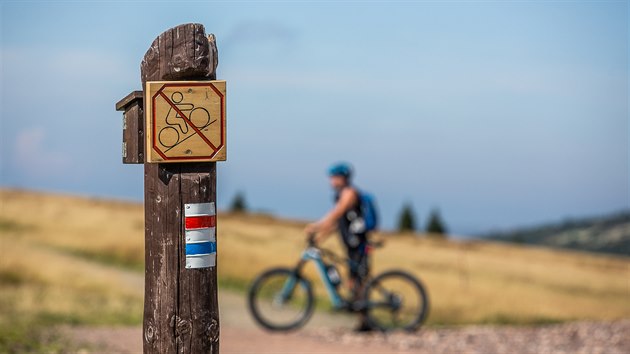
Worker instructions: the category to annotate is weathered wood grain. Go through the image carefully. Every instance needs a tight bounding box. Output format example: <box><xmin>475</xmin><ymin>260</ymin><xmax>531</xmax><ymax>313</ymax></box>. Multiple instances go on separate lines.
<box><xmin>141</xmin><ymin>23</ymin><xmax>217</xmax><ymax>83</ymax></box>
<box><xmin>141</xmin><ymin>23</ymin><xmax>219</xmax><ymax>354</ymax></box>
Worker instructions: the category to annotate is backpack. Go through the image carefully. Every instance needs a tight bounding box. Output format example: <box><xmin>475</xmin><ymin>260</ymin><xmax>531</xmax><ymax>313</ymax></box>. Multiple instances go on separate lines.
<box><xmin>359</xmin><ymin>191</ymin><xmax>379</xmax><ymax>232</ymax></box>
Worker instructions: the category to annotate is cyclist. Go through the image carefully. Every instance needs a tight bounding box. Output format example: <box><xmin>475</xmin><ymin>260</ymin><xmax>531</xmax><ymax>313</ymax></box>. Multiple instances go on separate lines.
<box><xmin>305</xmin><ymin>162</ymin><xmax>373</xmax><ymax>332</ymax></box>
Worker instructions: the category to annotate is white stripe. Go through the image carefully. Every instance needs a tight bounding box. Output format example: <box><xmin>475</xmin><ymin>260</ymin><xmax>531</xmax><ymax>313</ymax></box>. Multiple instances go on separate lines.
<box><xmin>186</xmin><ymin>254</ymin><xmax>216</xmax><ymax>269</ymax></box>
<box><xmin>184</xmin><ymin>202</ymin><xmax>216</xmax><ymax>217</ymax></box>
<box><xmin>185</xmin><ymin>228</ymin><xmax>216</xmax><ymax>243</ymax></box>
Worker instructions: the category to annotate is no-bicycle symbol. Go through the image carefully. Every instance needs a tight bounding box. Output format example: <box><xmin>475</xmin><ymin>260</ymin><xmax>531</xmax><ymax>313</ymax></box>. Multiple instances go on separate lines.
<box><xmin>145</xmin><ymin>81</ymin><xmax>226</xmax><ymax>163</ymax></box>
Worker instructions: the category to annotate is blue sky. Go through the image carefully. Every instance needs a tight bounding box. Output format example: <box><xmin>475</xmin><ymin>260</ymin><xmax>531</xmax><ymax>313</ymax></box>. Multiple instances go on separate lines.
<box><xmin>1</xmin><ymin>1</ymin><xmax>627</xmax><ymax>235</ymax></box>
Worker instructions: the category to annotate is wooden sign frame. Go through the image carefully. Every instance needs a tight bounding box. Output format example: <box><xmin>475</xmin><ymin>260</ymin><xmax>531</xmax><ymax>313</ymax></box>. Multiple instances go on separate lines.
<box><xmin>145</xmin><ymin>80</ymin><xmax>226</xmax><ymax>163</ymax></box>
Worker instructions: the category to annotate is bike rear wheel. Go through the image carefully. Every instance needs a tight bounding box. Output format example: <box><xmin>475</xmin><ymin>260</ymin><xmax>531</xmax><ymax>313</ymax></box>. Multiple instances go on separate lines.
<box><xmin>364</xmin><ymin>270</ymin><xmax>429</xmax><ymax>331</ymax></box>
<box><xmin>247</xmin><ymin>267</ymin><xmax>314</xmax><ymax>331</ymax></box>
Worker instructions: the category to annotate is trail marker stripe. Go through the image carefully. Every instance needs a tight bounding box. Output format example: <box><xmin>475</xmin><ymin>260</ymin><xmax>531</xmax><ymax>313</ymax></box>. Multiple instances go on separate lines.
<box><xmin>186</xmin><ymin>228</ymin><xmax>215</xmax><ymax>243</ymax></box>
<box><xmin>186</xmin><ymin>241</ymin><xmax>217</xmax><ymax>256</ymax></box>
<box><xmin>184</xmin><ymin>202</ymin><xmax>217</xmax><ymax>269</ymax></box>
<box><xmin>185</xmin><ymin>215</ymin><xmax>216</xmax><ymax>229</ymax></box>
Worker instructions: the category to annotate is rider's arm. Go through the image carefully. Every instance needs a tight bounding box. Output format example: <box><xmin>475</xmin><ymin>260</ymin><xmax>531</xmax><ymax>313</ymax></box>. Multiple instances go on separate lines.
<box><xmin>305</xmin><ymin>188</ymin><xmax>358</xmax><ymax>241</ymax></box>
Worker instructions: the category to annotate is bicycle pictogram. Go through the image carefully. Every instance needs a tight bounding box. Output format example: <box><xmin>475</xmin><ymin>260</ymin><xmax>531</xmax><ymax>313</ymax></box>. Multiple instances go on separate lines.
<box><xmin>146</xmin><ymin>81</ymin><xmax>226</xmax><ymax>163</ymax></box>
<box><xmin>157</xmin><ymin>91</ymin><xmax>215</xmax><ymax>151</ymax></box>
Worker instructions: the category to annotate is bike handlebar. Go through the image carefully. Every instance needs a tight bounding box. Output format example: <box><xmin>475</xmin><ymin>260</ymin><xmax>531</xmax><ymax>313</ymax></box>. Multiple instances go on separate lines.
<box><xmin>305</xmin><ymin>232</ymin><xmax>385</xmax><ymax>267</ymax></box>
<box><xmin>306</xmin><ymin>232</ymin><xmax>384</xmax><ymax>249</ymax></box>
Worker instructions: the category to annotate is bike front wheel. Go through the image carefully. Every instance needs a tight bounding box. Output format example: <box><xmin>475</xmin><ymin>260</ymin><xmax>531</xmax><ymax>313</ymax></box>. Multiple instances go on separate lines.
<box><xmin>364</xmin><ymin>270</ymin><xmax>429</xmax><ymax>331</ymax></box>
<box><xmin>247</xmin><ymin>267</ymin><xmax>314</xmax><ymax>331</ymax></box>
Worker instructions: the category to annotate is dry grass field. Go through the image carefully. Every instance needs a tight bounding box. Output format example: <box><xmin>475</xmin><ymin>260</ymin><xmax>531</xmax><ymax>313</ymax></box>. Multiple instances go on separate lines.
<box><xmin>1</xmin><ymin>188</ymin><xmax>629</xmax><ymax>350</ymax></box>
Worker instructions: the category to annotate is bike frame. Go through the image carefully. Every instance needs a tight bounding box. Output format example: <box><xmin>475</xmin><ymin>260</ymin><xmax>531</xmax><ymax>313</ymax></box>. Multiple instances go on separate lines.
<box><xmin>280</xmin><ymin>246</ymin><xmax>346</xmax><ymax>309</ymax></box>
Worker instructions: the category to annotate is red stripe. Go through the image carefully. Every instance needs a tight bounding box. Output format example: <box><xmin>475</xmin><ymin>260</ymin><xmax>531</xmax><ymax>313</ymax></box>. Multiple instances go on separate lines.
<box><xmin>185</xmin><ymin>215</ymin><xmax>216</xmax><ymax>229</ymax></box>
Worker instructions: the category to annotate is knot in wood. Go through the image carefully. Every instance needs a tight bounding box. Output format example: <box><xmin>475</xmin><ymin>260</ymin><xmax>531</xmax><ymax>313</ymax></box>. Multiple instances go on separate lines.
<box><xmin>207</xmin><ymin>318</ymin><xmax>219</xmax><ymax>342</ymax></box>
<box><xmin>144</xmin><ymin>323</ymin><xmax>157</xmax><ymax>344</ymax></box>
<box><xmin>170</xmin><ymin>315</ymin><xmax>192</xmax><ymax>337</ymax></box>
<box><xmin>176</xmin><ymin>320</ymin><xmax>191</xmax><ymax>337</ymax></box>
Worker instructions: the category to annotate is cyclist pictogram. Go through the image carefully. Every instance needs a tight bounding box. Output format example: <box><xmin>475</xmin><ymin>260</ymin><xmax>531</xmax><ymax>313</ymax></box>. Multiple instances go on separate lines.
<box><xmin>145</xmin><ymin>81</ymin><xmax>226</xmax><ymax>163</ymax></box>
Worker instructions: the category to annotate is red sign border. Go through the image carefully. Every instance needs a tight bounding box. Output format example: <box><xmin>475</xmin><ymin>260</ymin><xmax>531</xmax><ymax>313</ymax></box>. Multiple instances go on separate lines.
<box><xmin>151</xmin><ymin>82</ymin><xmax>225</xmax><ymax>161</ymax></box>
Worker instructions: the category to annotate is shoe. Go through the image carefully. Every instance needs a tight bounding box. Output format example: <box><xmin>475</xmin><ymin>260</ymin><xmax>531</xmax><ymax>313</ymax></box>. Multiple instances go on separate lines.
<box><xmin>353</xmin><ymin>321</ymin><xmax>373</xmax><ymax>333</ymax></box>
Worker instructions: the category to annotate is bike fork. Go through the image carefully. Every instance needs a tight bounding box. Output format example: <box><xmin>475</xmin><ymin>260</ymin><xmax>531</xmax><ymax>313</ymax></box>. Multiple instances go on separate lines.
<box><xmin>278</xmin><ymin>261</ymin><xmax>306</xmax><ymax>300</ymax></box>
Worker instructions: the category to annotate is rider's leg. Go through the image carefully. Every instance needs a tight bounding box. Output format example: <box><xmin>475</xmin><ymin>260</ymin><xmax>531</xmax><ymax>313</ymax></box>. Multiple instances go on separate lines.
<box><xmin>348</xmin><ymin>245</ymin><xmax>372</xmax><ymax>332</ymax></box>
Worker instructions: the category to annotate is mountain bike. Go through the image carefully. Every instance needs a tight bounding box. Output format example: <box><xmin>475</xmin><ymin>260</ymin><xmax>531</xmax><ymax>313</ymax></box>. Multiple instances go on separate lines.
<box><xmin>247</xmin><ymin>234</ymin><xmax>429</xmax><ymax>332</ymax></box>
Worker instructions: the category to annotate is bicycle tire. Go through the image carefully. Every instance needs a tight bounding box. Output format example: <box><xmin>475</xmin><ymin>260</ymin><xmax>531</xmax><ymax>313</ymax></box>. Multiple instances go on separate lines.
<box><xmin>247</xmin><ymin>267</ymin><xmax>315</xmax><ymax>331</ymax></box>
<box><xmin>363</xmin><ymin>270</ymin><xmax>429</xmax><ymax>331</ymax></box>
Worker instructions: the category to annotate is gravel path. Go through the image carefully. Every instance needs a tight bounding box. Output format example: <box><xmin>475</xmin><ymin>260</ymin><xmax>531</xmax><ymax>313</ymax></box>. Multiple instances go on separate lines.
<box><xmin>67</xmin><ymin>319</ymin><xmax>630</xmax><ymax>353</ymax></box>
<box><xmin>307</xmin><ymin>320</ymin><xmax>630</xmax><ymax>354</ymax></box>
<box><xmin>65</xmin><ymin>288</ymin><xmax>629</xmax><ymax>353</ymax></box>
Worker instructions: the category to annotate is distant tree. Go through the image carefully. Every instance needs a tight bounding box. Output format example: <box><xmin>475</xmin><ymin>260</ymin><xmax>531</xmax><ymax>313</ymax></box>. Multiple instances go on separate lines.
<box><xmin>397</xmin><ymin>203</ymin><xmax>417</xmax><ymax>232</ymax></box>
<box><xmin>426</xmin><ymin>208</ymin><xmax>448</xmax><ymax>237</ymax></box>
<box><xmin>230</xmin><ymin>192</ymin><xmax>248</xmax><ymax>213</ymax></box>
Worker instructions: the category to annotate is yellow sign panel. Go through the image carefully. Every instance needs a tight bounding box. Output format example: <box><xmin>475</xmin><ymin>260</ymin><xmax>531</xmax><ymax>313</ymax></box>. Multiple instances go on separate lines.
<box><xmin>145</xmin><ymin>81</ymin><xmax>226</xmax><ymax>163</ymax></box>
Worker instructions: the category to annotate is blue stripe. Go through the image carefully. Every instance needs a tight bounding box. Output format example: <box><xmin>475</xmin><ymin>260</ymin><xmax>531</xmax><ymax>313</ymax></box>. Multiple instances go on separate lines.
<box><xmin>186</xmin><ymin>242</ymin><xmax>216</xmax><ymax>255</ymax></box>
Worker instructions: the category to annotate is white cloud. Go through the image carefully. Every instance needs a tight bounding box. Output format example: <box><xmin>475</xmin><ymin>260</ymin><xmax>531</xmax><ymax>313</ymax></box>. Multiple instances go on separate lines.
<box><xmin>13</xmin><ymin>127</ymin><xmax>71</xmax><ymax>177</ymax></box>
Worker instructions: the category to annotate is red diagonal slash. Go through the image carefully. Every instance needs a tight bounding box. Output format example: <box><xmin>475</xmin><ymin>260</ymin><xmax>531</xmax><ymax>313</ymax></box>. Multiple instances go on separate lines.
<box><xmin>158</xmin><ymin>91</ymin><xmax>217</xmax><ymax>151</ymax></box>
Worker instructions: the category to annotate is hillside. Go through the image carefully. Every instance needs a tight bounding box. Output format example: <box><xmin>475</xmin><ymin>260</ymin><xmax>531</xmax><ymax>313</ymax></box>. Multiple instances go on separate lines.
<box><xmin>1</xmin><ymin>188</ymin><xmax>629</xmax><ymax>350</ymax></box>
<box><xmin>482</xmin><ymin>211</ymin><xmax>630</xmax><ymax>256</ymax></box>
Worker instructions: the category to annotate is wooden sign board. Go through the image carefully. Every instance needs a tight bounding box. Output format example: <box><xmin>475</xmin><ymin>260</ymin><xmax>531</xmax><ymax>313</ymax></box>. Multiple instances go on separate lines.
<box><xmin>145</xmin><ymin>81</ymin><xmax>226</xmax><ymax>163</ymax></box>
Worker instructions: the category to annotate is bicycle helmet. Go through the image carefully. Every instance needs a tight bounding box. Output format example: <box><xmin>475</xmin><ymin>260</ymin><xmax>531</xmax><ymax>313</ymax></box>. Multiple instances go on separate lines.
<box><xmin>328</xmin><ymin>162</ymin><xmax>353</xmax><ymax>180</ymax></box>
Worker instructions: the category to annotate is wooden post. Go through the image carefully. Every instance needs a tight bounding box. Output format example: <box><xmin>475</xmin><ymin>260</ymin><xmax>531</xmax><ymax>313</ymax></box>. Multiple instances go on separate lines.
<box><xmin>118</xmin><ymin>23</ymin><xmax>221</xmax><ymax>353</ymax></box>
